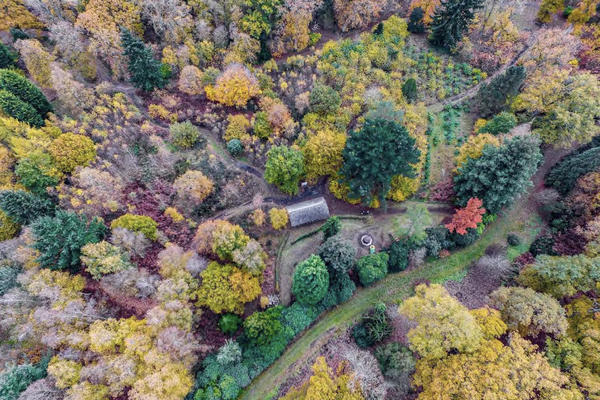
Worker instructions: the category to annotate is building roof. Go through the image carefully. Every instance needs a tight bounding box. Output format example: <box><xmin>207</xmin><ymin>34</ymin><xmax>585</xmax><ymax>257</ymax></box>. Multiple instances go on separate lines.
<box><xmin>286</xmin><ymin>197</ymin><xmax>330</xmax><ymax>227</ymax></box>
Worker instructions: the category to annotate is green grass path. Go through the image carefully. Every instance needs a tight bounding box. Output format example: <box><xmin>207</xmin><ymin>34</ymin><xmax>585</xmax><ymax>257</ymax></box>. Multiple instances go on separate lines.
<box><xmin>240</xmin><ymin>200</ymin><xmax>541</xmax><ymax>400</ymax></box>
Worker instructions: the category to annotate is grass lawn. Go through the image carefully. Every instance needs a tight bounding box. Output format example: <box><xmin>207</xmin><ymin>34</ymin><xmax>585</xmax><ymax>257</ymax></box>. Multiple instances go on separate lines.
<box><xmin>240</xmin><ymin>197</ymin><xmax>542</xmax><ymax>400</ymax></box>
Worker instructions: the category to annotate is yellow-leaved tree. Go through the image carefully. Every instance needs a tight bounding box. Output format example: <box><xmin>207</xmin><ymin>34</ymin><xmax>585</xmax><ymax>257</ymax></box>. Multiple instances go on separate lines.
<box><xmin>281</xmin><ymin>356</ymin><xmax>365</xmax><ymax>400</ymax></box>
<box><xmin>205</xmin><ymin>64</ymin><xmax>260</xmax><ymax>107</ymax></box>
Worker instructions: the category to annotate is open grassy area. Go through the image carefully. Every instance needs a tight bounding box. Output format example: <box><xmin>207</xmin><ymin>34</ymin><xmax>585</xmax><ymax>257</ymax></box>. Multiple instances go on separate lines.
<box><xmin>240</xmin><ymin>198</ymin><xmax>542</xmax><ymax>400</ymax></box>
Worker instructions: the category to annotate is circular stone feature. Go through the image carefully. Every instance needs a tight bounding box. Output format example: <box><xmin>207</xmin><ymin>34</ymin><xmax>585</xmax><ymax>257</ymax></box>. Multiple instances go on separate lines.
<box><xmin>360</xmin><ymin>234</ymin><xmax>373</xmax><ymax>247</ymax></box>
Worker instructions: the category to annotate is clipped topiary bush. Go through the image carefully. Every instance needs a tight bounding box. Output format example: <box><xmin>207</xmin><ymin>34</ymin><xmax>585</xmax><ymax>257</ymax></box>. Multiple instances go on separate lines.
<box><xmin>227</xmin><ymin>139</ymin><xmax>243</xmax><ymax>156</ymax></box>
<box><xmin>292</xmin><ymin>254</ymin><xmax>329</xmax><ymax>305</ymax></box>
<box><xmin>357</xmin><ymin>252</ymin><xmax>389</xmax><ymax>286</ymax></box>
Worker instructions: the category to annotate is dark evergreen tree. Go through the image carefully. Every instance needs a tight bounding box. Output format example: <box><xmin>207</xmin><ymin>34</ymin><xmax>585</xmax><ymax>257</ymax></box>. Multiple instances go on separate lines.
<box><xmin>0</xmin><ymin>44</ymin><xmax>17</xmax><ymax>69</ymax></box>
<box><xmin>31</xmin><ymin>210</ymin><xmax>106</xmax><ymax>271</ymax></box>
<box><xmin>0</xmin><ymin>90</ymin><xmax>44</xmax><ymax>127</ymax></box>
<box><xmin>0</xmin><ymin>69</ymin><xmax>53</xmax><ymax>116</ymax></box>
<box><xmin>339</xmin><ymin>119</ymin><xmax>420</xmax><ymax>206</ymax></box>
<box><xmin>407</xmin><ymin>7</ymin><xmax>426</xmax><ymax>33</ymax></box>
<box><xmin>454</xmin><ymin>135</ymin><xmax>542</xmax><ymax>213</ymax></box>
<box><xmin>0</xmin><ymin>190</ymin><xmax>55</xmax><ymax>225</ymax></box>
<box><xmin>429</xmin><ymin>0</ymin><xmax>484</xmax><ymax>50</ymax></box>
<box><xmin>374</xmin><ymin>22</ymin><xmax>385</xmax><ymax>36</ymax></box>
<box><xmin>321</xmin><ymin>216</ymin><xmax>341</xmax><ymax>240</ymax></box>
<box><xmin>120</xmin><ymin>28</ymin><xmax>165</xmax><ymax>92</ymax></box>
<box><xmin>476</xmin><ymin>65</ymin><xmax>526</xmax><ymax>117</ymax></box>
<box><xmin>402</xmin><ymin>78</ymin><xmax>418</xmax><ymax>103</ymax></box>
<box><xmin>545</xmin><ymin>146</ymin><xmax>600</xmax><ymax>195</ymax></box>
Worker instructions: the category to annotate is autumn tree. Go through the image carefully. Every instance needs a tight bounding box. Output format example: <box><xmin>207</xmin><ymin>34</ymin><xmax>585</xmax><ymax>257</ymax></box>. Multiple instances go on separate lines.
<box><xmin>455</xmin><ymin>133</ymin><xmax>501</xmax><ymax>170</ymax></box>
<box><xmin>173</xmin><ymin>170</ymin><xmax>214</xmax><ymax>207</ymax></box>
<box><xmin>48</xmin><ymin>133</ymin><xmax>96</xmax><ymax>174</ymax></box>
<box><xmin>269</xmin><ymin>207</ymin><xmax>288</xmax><ymax>230</ymax></box>
<box><xmin>333</xmin><ymin>0</ymin><xmax>384</xmax><ymax>32</ymax></box>
<box><xmin>196</xmin><ymin>261</ymin><xmax>261</xmax><ymax>314</ymax></box>
<box><xmin>489</xmin><ymin>286</ymin><xmax>567</xmax><ymax>337</ymax></box>
<box><xmin>75</xmin><ymin>0</ymin><xmax>142</xmax><ymax>77</ymax></box>
<box><xmin>178</xmin><ymin>65</ymin><xmax>203</xmax><ymax>95</ymax></box>
<box><xmin>537</xmin><ymin>0</ymin><xmax>564</xmax><ymax>22</ymax></box>
<box><xmin>409</xmin><ymin>0</ymin><xmax>441</xmax><ymax>24</ymax></box>
<box><xmin>339</xmin><ymin>119</ymin><xmax>420</xmax><ymax>206</ymax></box>
<box><xmin>513</xmin><ymin>69</ymin><xmax>600</xmax><ymax>147</ymax></box>
<box><xmin>453</xmin><ymin>135</ymin><xmax>542</xmax><ymax>213</ymax></box>
<box><xmin>264</xmin><ymin>145</ymin><xmax>305</xmax><ymax>195</ymax></box>
<box><xmin>446</xmin><ymin>198</ymin><xmax>486</xmax><ymax>235</ymax></box>
<box><xmin>302</xmin><ymin>129</ymin><xmax>346</xmax><ymax>182</ymax></box>
<box><xmin>205</xmin><ymin>64</ymin><xmax>260</xmax><ymax>107</ymax></box>
<box><xmin>429</xmin><ymin>0</ymin><xmax>484</xmax><ymax>50</ymax></box>
<box><xmin>413</xmin><ymin>333</ymin><xmax>582</xmax><ymax>400</ymax></box>
<box><xmin>518</xmin><ymin>254</ymin><xmax>600</xmax><ymax>298</ymax></box>
<box><xmin>399</xmin><ymin>284</ymin><xmax>483</xmax><ymax>359</ymax></box>
<box><xmin>120</xmin><ymin>28</ymin><xmax>165</xmax><ymax>92</ymax></box>
<box><xmin>476</xmin><ymin>65</ymin><xmax>526</xmax><ymax>117</ymax></box>
<box><xmin>14</xmin><ymin>39</ymin><xmax>53</xmax><ymax>89</ymax></box>
<box><xmin>281</xmin><ymin>357</ymin><xmax>365</xmax><ymax>400</ymax></box>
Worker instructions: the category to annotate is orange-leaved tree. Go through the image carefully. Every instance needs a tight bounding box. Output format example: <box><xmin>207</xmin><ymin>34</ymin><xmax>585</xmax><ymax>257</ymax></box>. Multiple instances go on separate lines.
<box><xmin>446</xmin><ymin>197</ymin><xmax>485</xmax><ymax>235</ymax></box>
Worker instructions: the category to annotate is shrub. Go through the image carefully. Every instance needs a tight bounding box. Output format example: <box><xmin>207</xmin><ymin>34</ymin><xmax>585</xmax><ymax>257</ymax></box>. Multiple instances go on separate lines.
<box><xmin>529</xmin><ymin>235</ymin><xmax>556</xmax><ymax>257</ymax></box>
<box><xmin>0</xmin><ymin>89</ymin><xmax>44</xmax><ymax>127</ymax></box>
<box><xmin>292</xmin><ymin>254</ymin><xmax>329</xmax><ymax>305</ymax></box>
<box><xmin>80</xmin><ymin>241</ymin><xmax>133</xmax><ymax>280</ymax></box>
<box><xmin>545</xmin><ymin>146</ymin><xmax>600</xmax><ymax>195</ymax></box>
<box><xmin>407</xmin><ymin>7</ymin><xmax>426</xmax><ymax>33</ymax></box>
<box><xmin>269</xmin><ymin>207</ymin><xmax>288</xmax><ymax>230</ymax></box>
<box><xmin>325</xmin><ymin>273</ymin><xmax>356</xmax><ymax>305</ymax></box>
<box><xmin>243</xmin><ymin>306</ymin><xmax>283</xmax><ymax>345</ymax></box>
<box><xmin>321</xmin><ymin>216</ymin><xmax>341</xmax><ymax>240</ymax></box>
<box><xmin>0</xmin><ymin>190</ymin><xmax>55</xmax><ymax>225</ymax></box>
<box><xmin>388</xmin><ymin>239</ymin><xmax>410</xmax><ymax>272</ymax></box>
<box><xmin>0</xmin><ymin>210</ymin><xmax>19</xmax><ymax>241</ymax></box>
<box><xmin>374</xmin><ymin>342</ymin><xmax>416</xmax><ymax>382</ymax></box>
<box><xmin>0</xmin><ymin>68</ymin><xmax>52</xmax><ymax>116</ymax></box>
<box><xmin>178</xmin><ymin>65</ymin><xmax>204</xmax><ymax>95</ymax></box>
<box><xmin>352</xmin><ymin>303</ymin><xmax>392</xmax><ymax>348</ymax></box>
<box><xmin>253</xmin><ymin>111</ymin><xmax>272</xmax><ymax>139</ymax></box>
<box><xmin>309</xmin><ymin>84</ymin><xmax>341</xmax><ymax>115</ymax></box>
<box><xmin>219</xmin><ymin>314</ymin><xmax>242</xmax><ymax>335</ymax></box>
<box><xmin>110</xmin><ymin>214</ymin><xmax>158</xmax><ymax>241</ymax></box>
<box><xmin>173</xmin><ymin>170</ymin><xmax>214</xmax><ymax>206</ymax></box>
<box><xmin>0</xmin><ymin>261</ymin><xmax>20</xmax><ymax>296</ymax></box>
<box><xmin>478</xmin><ymin>112</ymin><xmax>517</xmax><ymax>135</ymax></box>
<box><xmin>0</xmin><ymin>44</ymin><xmax>17</xmax><ymax>69</ymax></box>
<box><xmin>224</xmin><ymin>114</ymin><xmax>250</xmax><ymax>142</ymax></box>
<box><xmin>402</xmin><ymin>78</ymin><xmax>418</xmax><ymax>103</ymax></box>
<box><xmin>170</xmin><ymin>121</ymin><xmax>200</xmax><ymax>149</ymax></box>
<box><xmin>31</xmin><ymin>210</ymin><xmax>106</xmax><ymax>271</ymax></box>
<box><xmin>227</xmin><ymin>139</ymin><xmax>243</xmax><ymax>156</ymax></box>
<box><xmin>49</xmin><ymin>133</ymin><xmax>96</xmax><ymax>173</ymax></box>
<box><xmin>507</xmin><ymin>233</ymin><xmax>521</xmax><ymax>246</ymax></box>
<box><xmin>356</xmin><ymin>252</ymin><xmax>389</xmax><ymax>286</ymax></box>
<box><xmin>318</xmin><ymin>236</ymin><xmax>356</xmax><ymax>274</ymax></box>
<box><xmin>15</xmin><ymin>158</ymin><xmax>58</xmax><ymax>196</ymax></box>
<box><xmin>0</xmin><ymin>359</ymin><xmax>48</xmax><ymax>400</ymax></box>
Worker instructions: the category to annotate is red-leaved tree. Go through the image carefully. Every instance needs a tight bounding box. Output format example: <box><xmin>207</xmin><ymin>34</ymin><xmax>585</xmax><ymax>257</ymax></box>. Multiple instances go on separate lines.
<box><xmin>446</xmin><ymin>197</ymin><xmax>486</xmax><ymax>235</ymax></box>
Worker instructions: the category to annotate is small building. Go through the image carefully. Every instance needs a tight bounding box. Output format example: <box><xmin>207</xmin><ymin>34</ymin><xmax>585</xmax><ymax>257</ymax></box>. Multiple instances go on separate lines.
<box><xmin>286</xmin><ymin>197</ymin><xmax>330</xmax><ymax>227</ymax></box>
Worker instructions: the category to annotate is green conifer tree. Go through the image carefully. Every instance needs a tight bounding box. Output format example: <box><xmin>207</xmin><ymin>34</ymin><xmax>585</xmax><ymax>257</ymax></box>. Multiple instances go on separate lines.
<box><xmin>429</xmin><ymin>0</ymin><xmax>484</xmax><ymax>50</ymax></box>
<box><xmin>120</xmin><ymin>28</ymin><xmax>165</xmax><ymax>92</ymax></box>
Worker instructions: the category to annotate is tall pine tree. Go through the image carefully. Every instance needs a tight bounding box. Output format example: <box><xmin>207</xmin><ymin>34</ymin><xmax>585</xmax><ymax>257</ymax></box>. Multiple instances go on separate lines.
<box><xmin>120</xmin><ymin>28</ymin><xmax>165</xmax><ymax>92</ymax></box>
<box><xmin>429</xmin><ymin>0</ymin><xmax>484</xmax><ymax>50</ymax></box>
<box><xmin>476</xmin><ymin>65</ymin><xmax>526</xmax><ymax>117</ymax></box>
